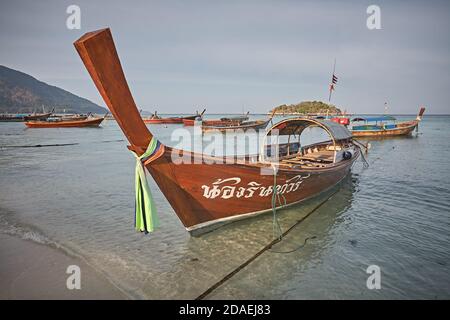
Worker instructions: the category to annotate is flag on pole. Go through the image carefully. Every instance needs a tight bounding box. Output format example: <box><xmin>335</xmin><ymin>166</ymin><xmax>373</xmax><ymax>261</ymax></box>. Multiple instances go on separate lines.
<box><xmin>332</xmin><ymin>74</ymin><xmax>338</xmax><ymax>84</ymax></box>
<box><xmin>330</xmin><ymin>74</ymin><xmax>338</xmax><ymax>91</ymax></box>
<box><xmin>328</xmin><ymin>59</ymin><xmax>337</xmax><ymax>102</ymax></box>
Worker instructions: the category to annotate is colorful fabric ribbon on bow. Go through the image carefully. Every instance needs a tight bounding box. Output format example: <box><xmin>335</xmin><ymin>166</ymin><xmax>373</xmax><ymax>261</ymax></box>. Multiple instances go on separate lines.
<box><xmin>131</xmin><ymin>138</ymin><xmax>164</xmax><ymax>233</ymax></box>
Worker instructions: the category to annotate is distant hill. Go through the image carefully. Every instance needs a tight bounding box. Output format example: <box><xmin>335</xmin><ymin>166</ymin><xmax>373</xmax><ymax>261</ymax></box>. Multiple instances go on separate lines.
<box><xmin>0</xmin><ymin>65</ymin><xmax>107</xmax><ymax>114</ymax></box>
<box><xmin>271</xmin><ymin>101</ymin><xmax>342</xmax><ymax>115</ymax></box>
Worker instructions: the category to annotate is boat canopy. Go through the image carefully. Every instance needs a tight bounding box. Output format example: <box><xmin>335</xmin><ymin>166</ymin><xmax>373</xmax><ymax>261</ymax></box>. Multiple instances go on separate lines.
<box><xmin>351</xmin><ymin>116</ymin><xmax>396</xmax><ymax>122</ymax></box>
<box><xmin>266</xmin><ymin>118</ymin><xmax>352</xmax><ymax>141</ymax></box>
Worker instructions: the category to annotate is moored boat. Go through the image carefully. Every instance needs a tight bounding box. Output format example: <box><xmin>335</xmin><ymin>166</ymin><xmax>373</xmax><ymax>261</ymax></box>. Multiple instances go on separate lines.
<box><xmin>330</xmin><ymin>116</ymin><xmax>350</xmax><ymax>126</ymax></box>
<box><xmin>348</xmin><ymin>108</ymin><xmax>425</xmax><ymax>137</ymax></box>
<box><xmin>74</xmin><ymin>28</ymin><xmax>362</xmax><ymax>234</ymax></box>
<box><xmin>54</xmin><ymin>113</ymin><xmax>89</xmax><ymax>121</ymax></box>
<box><xmin>0</xmin><ymin>114</ymin><xmax>27</xmax><ymax>122</ymax></box>
<box><xmin>143</xmin><ymin>117</ymin><xmax>182</xmax><ymax>124</ymax></box>
<box><xmin>183</xmin><ymin>111</ymin><xmax>250</xmax><ymax>127</ymax></box>
<box><xmin>182</xmin><ymin>118</ymin><xmax>241</xmax><ymax>126</ymax></box>
<box><xmin>201</xmin><ymin>118</ymin><xmax>272</xmax><ymax>133</ymax></box>
<box><xmin>0</xmin><ymin>111</ymin><xmax>53</xmax><ymax>122</ymax></box>
<box><xmin>23</xmin><ymin>111</ymin><xmax>53</xmax><ymax>121</ymax></box>
<box><xmin>220</xmin><ymin>112</ymin><xmax>250</xmax><ymax>122</ymax></box>
<box><xmin>24</xmin><ymin>116</ymin><xmax>105</xmax><ymax>128</ymax></box>
<box><xmin>143</xmin><ymin>109</ymin><xmax>206</xmax><ymax>124</ymax></box>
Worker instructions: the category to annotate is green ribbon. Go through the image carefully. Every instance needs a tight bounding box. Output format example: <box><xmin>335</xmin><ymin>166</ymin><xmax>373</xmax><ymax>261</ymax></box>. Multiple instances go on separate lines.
<box><xmin>132</xmin><ymin>138</ymin><xmax>160</xmax><ymax>233</ymax></box>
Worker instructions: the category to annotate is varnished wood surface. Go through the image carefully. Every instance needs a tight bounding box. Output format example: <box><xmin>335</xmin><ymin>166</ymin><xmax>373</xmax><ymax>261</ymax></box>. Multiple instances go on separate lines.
<box><xmin>147</xmin><ymin>146</ymin><xmax>359</xmax><ymax>229</ymax></box>
<box><xmin>24</xmin><ymin>117</ymin><xmax>104</xmax><ymax>128</ymax></box>
<box><xmin>74</xmin><ymin>29</ymin><xmax>151</xmax><ymax>153</ymax></box>
<box><xmin>352</xmin><ymin>121</ymin><xmax>418</xmax><ymax>137</ymax></box>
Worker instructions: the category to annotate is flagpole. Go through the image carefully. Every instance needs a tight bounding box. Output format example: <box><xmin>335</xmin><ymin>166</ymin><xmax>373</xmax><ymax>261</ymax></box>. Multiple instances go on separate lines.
<box><xmin>328</xmin><ymin>58</ymin><xmax>336</xmax><ymax>102</ymax></box>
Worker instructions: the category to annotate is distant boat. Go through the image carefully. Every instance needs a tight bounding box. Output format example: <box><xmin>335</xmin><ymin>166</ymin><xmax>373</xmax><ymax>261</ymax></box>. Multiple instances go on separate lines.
<box><xmin>144</xmin><ymin>116</ymin><xmax>182</xmax><ymax>124</ymax></box>
<box><xmin>0</xmin><ymin>114</ymin><xmax>27</xmax><ymax>122</ymax></box>
<box><xmin>182</xmin><ymin>118</ymin><xmax>241</xmax><ymax>126</ymax></box>
<box><xmin>0</xmin><ymin>109</ymin><xmax>53</xmax><ymax>122</ymax></box>
<box><xmin>143</xmin><ymin>109</ymin><xmax>206</xmax><ymax>124</ymax></box>
<box><xmin>345</xmin><ymin>107</ymin><xmax>425</xmax><ymax>137</ymax></box>
<box><xmin>201</xmin><ymin>111</ymin><xmax>275</xmax><ymax>133</ymax></box>
<box><xmin>51</xmin><ymin>113</ymin><xmax>89</xmax><ymax>121</ymax></box>
<box><xmin>23</xmin><ymin>112</ymin><xmax>53</xmax><ymax>121</ymax></box>
<box><xmin>201</xmin><ymin>118</ymin><xmax>272</xmax><ymax>133</ymax></box>
<box><xmin>220</xmin><ymin>111</ymin><xmax>250</xmax><ymax>122</ymax></box>
<box><xmin>24</xmin><ymin>115</ymin><xmax>105</xmax><ymax>128</ymax></box>
<box><xmin>329</xmin><ymin>116</ymin><xmax>350</xmax><ymax>125</ymax></box>
<box><xmin>182</xmin><ymin>111</ymin><xmax>250</xmax><ymax>126</ymax></box>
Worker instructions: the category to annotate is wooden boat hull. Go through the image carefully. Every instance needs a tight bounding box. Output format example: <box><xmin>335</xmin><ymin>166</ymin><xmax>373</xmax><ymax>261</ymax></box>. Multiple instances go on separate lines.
<box><xmin>146</xmin><ymin>147</ymin><xmax>359</xmax><ymax>233</ymax></box>
<box><xmin>24</xmin><ymin>117</ymin><xmax>104</xmax><ymax>128</ymax></box>
<box><xmin>0</xmin><ymin>116</ymin><xmax>24</xmax><ymax>122</ymax></box>
<box><xmin>351</xmin><ymin>121</ymin><xmax>418</xmax><ymax>137</ymax></box>
<box><xmin>0</xmin><ymin>112</ymin><xmax>52</xmax><ymax>122</ymax></box>
<box><xmin>23</xmin><ymin>112</ymin><xmax>52</xmax><ymax>121</ymax></box>
<box><xmin>202</xmin><ymin>120</ymin><xmax>271</xmax><ymax>132</ymax></box>
<box><xmin>59</xmin><ymin>115</ymin><xmax>89</xmax><ymax>121</ymax></box>
<box><xmin>144</xmin><ymin>113</ymin><xmax>202</xmax><ymax>124</ymax></box>
<box><xmin>182</xmin><ymin>119</ymin><xmax>241</xmax><ymax>126</ymax></box>
<box><xmin>143</xmin><ymin>118</ymin><xmax>183</xmax><ymax>124</ymax></box>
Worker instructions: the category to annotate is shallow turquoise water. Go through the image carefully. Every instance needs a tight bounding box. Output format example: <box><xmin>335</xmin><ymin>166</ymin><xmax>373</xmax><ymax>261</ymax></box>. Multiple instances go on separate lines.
<box><xmin>0</xmin><ymin>115</ymin><xmax>449</xmax><ymax>299</ymax></box>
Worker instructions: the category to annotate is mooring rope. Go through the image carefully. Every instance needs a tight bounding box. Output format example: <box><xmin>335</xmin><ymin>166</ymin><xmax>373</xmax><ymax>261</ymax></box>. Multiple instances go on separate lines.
<box><xmin>271</xmin><ymin>165</ymin><xmax>285</xmax><ymax>240</ymax></box>
<box><xmin>356</xmin><ymin>145</ymin><xmax>370</xmax><ymax>169</ymax></box>
<box><xmin>352</xmin><ymin>140</ymin><xmax>370</xmax><ymax>169</ymax></box>
<box><xmin>353</xmin><ymin>138</ymin><xmax>369</xmax><ymax>152</ymax></box>
<box><xmin>268</xmin><ymin>235</ymin><xmax>317</xmax><ymax>254</ymax></box>
<box><xmin>195</xmin><ymin>187</ymin><xmax>340</xmax><ymax>300</ymax></box>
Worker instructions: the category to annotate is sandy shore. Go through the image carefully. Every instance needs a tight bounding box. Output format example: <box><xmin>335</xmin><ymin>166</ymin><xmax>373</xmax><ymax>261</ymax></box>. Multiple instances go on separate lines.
<box><xmin>0</xmin><ymin>233</ymin><xmax>128</xmax><ymax>299</ymax></box>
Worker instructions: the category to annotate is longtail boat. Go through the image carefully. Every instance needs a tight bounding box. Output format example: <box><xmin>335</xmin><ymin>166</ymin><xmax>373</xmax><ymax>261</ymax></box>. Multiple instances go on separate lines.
<box><xmin>220</xmin><ymin>112</ymin><xmax>250</xmax><ymax>122</ymax></box>
<box><xmin>143</xmin><ymin>109</ymin><xmax>206</xmax><ymax>124</ymax></box>
<box><xmin>24</xmin><ymin>116</ymin><xmax>105</xmax><ymax>128</ymax></box>
<box><xmin>143</xmin><ymin>116</ymin><xmax>181</xmax><ymax>124</ymax></box>
<box><xmin>182</xmin><ymin>118</ymin><xmax>241</xmax><ymax>126</ymax></box>
<box><xmin>201</xmin><ymin>118</ymin><xmax>272</xmax><ymax>133</ymax></box>
<box><xmin>74</xmin><ymin>28</ymin><xmax>361</xmax><ymax>235</ymax></box>
<box><xmin>23</xmin><ymin>112</ymin><xmax>53</xmax><ymax>121</ymax></box>
<box><xmin>330</xmin><ymin>116</ymin><xmax>350</xmax><ymax>126</ymax></box>
<box><xmin>349</xmin><ymin>108</ymin><xmax>425</xmax><ymax>137</ymax></box>
<box><xmin>0</xmin><ymin>114</ymin><xmax>28</xmax><ymax>122</ymax></box>
<box><xmin>0</xmin><ymin>111</ymin><xmax>53</xmax><ymax>122</ymax></box>
<box><xmin>182</xmin><ymin>111</ymin><xmax>250</xmax><ymax>126</ymax></box>
<box><xmin>55</xmin><ymin>113</ymin><xmax>89</xmax><ymax>121</ymax></box>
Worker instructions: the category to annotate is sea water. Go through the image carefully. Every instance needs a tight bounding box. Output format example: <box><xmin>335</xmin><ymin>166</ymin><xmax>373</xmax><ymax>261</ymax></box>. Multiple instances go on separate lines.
<box><xmin>0</xmin><ymin>115</ymin><xmax>449</xmax><ymax>299</ymax></box>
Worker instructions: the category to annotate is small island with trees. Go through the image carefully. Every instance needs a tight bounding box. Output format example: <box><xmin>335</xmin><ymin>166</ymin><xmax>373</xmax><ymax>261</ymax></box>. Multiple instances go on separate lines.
<box><xmin>269</xmin><ymin>101</ymin><xmax>343</xmax><ymax>116</ymax></box>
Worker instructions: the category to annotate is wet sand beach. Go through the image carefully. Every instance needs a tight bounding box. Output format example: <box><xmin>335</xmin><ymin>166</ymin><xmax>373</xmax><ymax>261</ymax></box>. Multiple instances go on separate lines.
<box><xmin>0</xmin><ymin>233</ymin><xmax>127</xmax><ymax>299</ymax></box>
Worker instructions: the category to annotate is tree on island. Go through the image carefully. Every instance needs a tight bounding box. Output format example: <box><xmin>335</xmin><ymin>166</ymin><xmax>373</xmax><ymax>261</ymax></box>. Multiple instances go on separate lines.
<box><xmin>270</xmin><ymin>101</ymin><xmax>342</xmax><ymax>115</ymax></box>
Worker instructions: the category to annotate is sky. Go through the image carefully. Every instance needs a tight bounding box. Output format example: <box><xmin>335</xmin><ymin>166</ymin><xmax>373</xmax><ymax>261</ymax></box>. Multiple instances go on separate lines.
<box><xmin>0</xmin><ymin>0</ymin><xmax>449</xmax><ymax>114</ymax></box>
